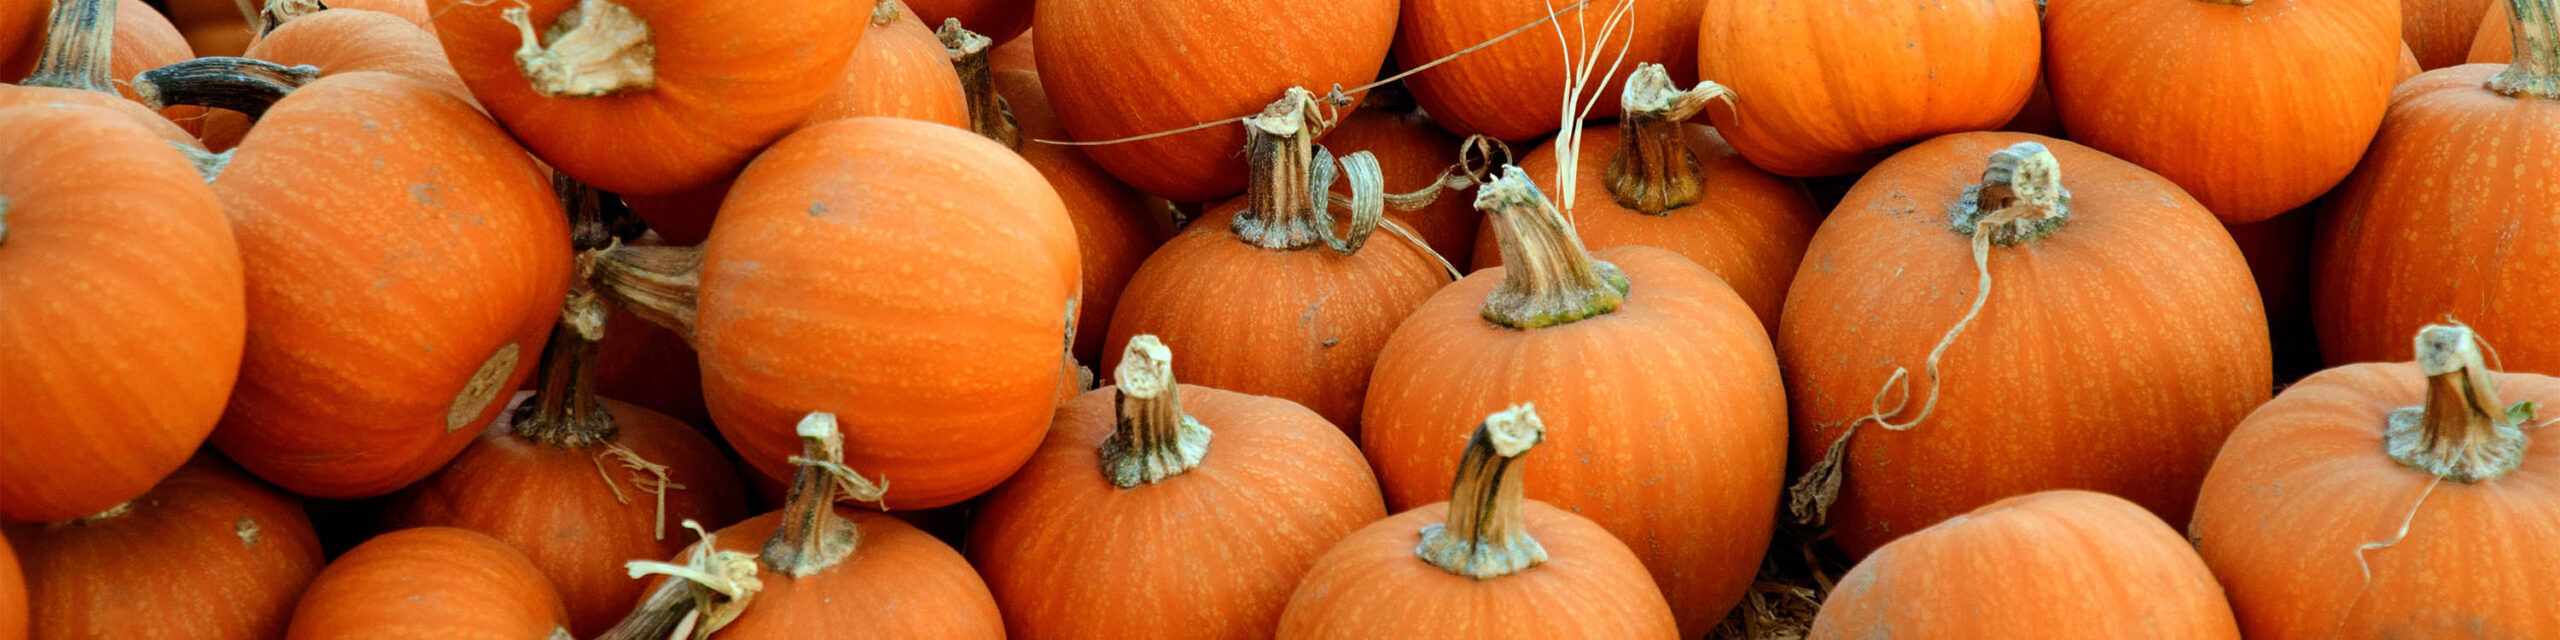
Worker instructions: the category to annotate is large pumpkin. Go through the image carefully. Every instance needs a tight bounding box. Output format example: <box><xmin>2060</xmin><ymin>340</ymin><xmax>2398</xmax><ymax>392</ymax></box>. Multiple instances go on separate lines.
<box><xmin>2044</xmin><ymin>0</ymin><xmax>2399</xmax><ymax>223</ymax></box>
<box><xmin>4</xmin><ymin>455</ymin><xmax>323</xmax><ymax>639</ymax></box>
<box><xmin>970</xmin><ymin>337</ymin><xmax>1386</xmax><ymax>638</ymax></box>
<box><xmin>1808</xmin><ymin>491</ymin><xmax>2241</xmax><ymax>639</ymax></box>
<box><xmin>1363</xmin><ymin>166</ymin><xmax>1785</xmax><ymax>636</ymax></box>
<box><xmin>433</xmin><ymin>0</ymin><xmax>864</xmax><ymax>195</ymax></box>
<box><xmin>285</xmin><ymin>527</ymin><xmax>571</xmax><ymax>640</ymax></box>
<box><xmin>802</xmin><ymin>0</ymin><xmax>966</xmax><ymax>128</ymax></box>
<box><xmin>2192</xmin><ymin>324</ymin><xmax>2560</xmax><ymax>637</ymax></box>
<box><xmin>1396</xmin><ymin>0</ymin><xmax>1704</xmax><ymax>141</ymax></box>
<box><xmin>1699</xmin><ymin>0</ymin><xmax>2041</xmax><ymax>177</ymax></box>
<box><xmin>1031</xmin><ymin>0</ymin><xmax>1396</xmax><ymax>202</ymax></box>
<box><xmin>1779</xmin><ymin>134</ymin><xmax>2268</xmax><ymax>559</ymax></box>
<box><xmin>1279</xmin><ymin>406</ymin><xmax>1678</xmax><ymax>639</ymax></box>
<box><xmin>151</xmin><ymin>8</ymin><xmax>472</xmax><ymax>152</ymax></box>
<box><xmin>2316</xmin><ymin>0</ymin><xmax>2558</xmax><ymax>371</ymax></box>
<box><xmin>587</xmin><ymin>117</ymin><xmax>1077</xmax><ymax>509</ymax></box>
<box><xmin>0</xmin><ymin>101</ymin><xmax>242</xmax><ymax>522</ymax></box>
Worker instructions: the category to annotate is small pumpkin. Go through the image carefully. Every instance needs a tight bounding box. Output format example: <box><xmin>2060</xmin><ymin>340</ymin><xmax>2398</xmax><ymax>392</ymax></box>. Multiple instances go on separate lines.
<box><xmin>4</xmin><ymin>455</ymin><xmax>324</xmax><ymax>640</ymax></box>
<box><xmin>0</xmin><ymin>0</ymin><xmax>202</xmax><ymax>145</ymax></box>
<box><xmin>906</xmin><ymin>0</ymin><xmax>1029</xmax><ymax>45</ymax></box>
<box><xmin>163</xmin><ymin>0</ymin><xmax>255</xmax><ymax>55</ymax></box>
<box><xmin>2410</xmin><ymin>0</ymin><xmax>2503</xmax><ymax>68</ymax></box>
<box><xmin>2191</xmin><ymin>324</ymin><xmax>2560</xmax><ymax>637</ymax></box>
<box><xmin>802</xmin><ymin>1</ymin><xmax>967</xmax><ymax>128</ymax></box>
<box><xmin>1396</xmin><ymin>0</ymin><xmax>1705</xmax><ymax>141</ymax></box>
<box><xmin>1278</xmin><ymin>406</ymin><xmax>1678</xmax><ymax>639</ymax></box>
<box><xmin>1807</xmin><ymin>490</ymin><xmax>2242</xmax><ymax>639</ymax></box>
<box><xmin>970</xmin><ymin>336</ymin><xmax>1387</xmax><ymax>638</ymax></box>
<box><xmin>284</xmin><ymin>527</ymin><xmax>571</xmax><ymax>640</ymax></box>
<box><xmin>1320</xmin><ymin>97</ymin><xmax>1481</xmax><ymax>263</ymax></box>
<box><xmin>143</xmin><ymin>8</ymin><xmax>474</xmax><ymax>152</ymax></box>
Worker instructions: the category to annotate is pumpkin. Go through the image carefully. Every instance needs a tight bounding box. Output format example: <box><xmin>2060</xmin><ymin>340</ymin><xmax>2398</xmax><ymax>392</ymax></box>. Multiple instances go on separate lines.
<box><xmin>1699</xmin><ymin>0</ymin><xmax>2041</xmax><ymax>177</ymax></box>
<box><xmin>1779</xmin><ymin>134</ymin><xmax>2269</xmax><ymax>559</ymax></box>
<box><xmin>149</xmin><ymin>69</ymin><xmax>571</xmax><ymax>499</ymax></box>
<box><xmin>2</xmin><ymin>0</ymin><xmax>197</xmax><ymax>125</ymax></box>
<box><xmin>586</xmin><ymin>116</ymin><xmax>1077</xmax><ymax>509</ymax></box>
<box><xmin>1363</xmin><ymin>165</ymin><xmax>1785</xmax><ymax>636</ymax></box>
<box><xmin>604</xmin><ymin>413</ymin><xmax>1003</xmax><ymax>639</ymax></box>
<box><xmin>0</xmin><ymin>537</ymin><xmax>18</xmax><ymax>640</ymax></box>
<box><xmin>1321</xmin><ymin>98</ymin><xmax>1481</xmax><ymax>262</ymax></box>
<box><xmin>1030</xmin><ymin>0</ymin><xmax>1396</xmax><ymax>202</ymax></box>
<box><xmin>970</xmin><ymin>336</ymin><xmax>1387</xmax><ymax>638</ymax></box>
<box><xmin>433</xmin><ymin>0</ymin><xmax>864</xmax><ymax>195</ymax></box>
<box><xmin>1807</xmin><ymin>490</ymin><xmax>2242</xmax><ymax>639</ymax></box>
<box><xmin>4</xmin><ymin>455</ymin><xmax>323</xmax><ymax>639</ymax></box>
<box><xmin>0</xmin><ymin>102</ymin><xmax>241</xmax><ymax>522</ymax></box>
<box><xmin>2044</xmin><ymin>0</ymin><xmax>2399</xmax><ymax>223</ymax></box>
<box><xmin>1101</xmin><ymin>90</ymin><xmax>1450</xmax><ymax>437</ymax></box>
<box><xmin>2403</xmin><ymin>40</ymin><xmax>2428</xmax><ymax>80</ymax></box>
<box><xmin>989</xmin><ymin>27</ymin><xmax>1032</xmax><ymax>72</ymax></box>
<box><xmin>164</xmin><ymin>0</ymin><xmax>255</xmax><ymax>55</ymax></box>
<box><xmin>285</xmin><ymin>527</ymin><xmax>571</xmax><ymax>640</ymax></box>
<box><xmin>0</xmin><ymin>0</ymin><xmax>203</xmax><ymax>146</ymax></box>
<box><xmin>2411</xmin><ymin>0</ymin><xmax>2503</xmax><ymax>68</ymax></box>
<box><xmin>2315</xmin><ymin>1</ymin><xmax>2557</xmax><ymax>372</ymax></box>
<box><xmin>803</xmin><ymin>1</ymin><xmax>967</xmax><ymax>128</ymax></box>
<box><xmin>0</xmin><ymin>0</ymin><xmax>48</xmax><ymax>78</ymax></box>
<box><xmin>2472</xmin><ymin>0</ymin><xmax>2516</xmax><ymax>62</ymax></box>
<box><xmin>619</xmin><ymin>181</ymin><xmax>725</xmax><ymax>246</ymax></box>
<box><xmin>594</xmin><ymin>295</ymin><xmax>714</xmax><ymax>428</ymax></box>
<box><xmin>1396</xmin><ymin>0</ymin><xmax>1704</xmax><ymax>141</ymax></box>
<box><xmin>2227</xmin><ymin>209</ymin><xmax>2323</xmax><ymax>381</ymax></box>
<box><xmin>146</xmin><ymin>8</ymin><xmax>473</xmax><ymax>152</ymax></box>
<box><xmin>2191</xmin><ymin>324</ymin><xmax>2560</xmax><ymax>637</ymax></box>
<box><xmin>907</xmin><ymin>0</ymin><xmax>1029</xmax><ymax>45</ymax></box>
<box><xmin>1469</xmin><ymin>64</ymin><xmax>1817</xmax><ymax>330</ymax></box>
<box><xmin>1279</xmin><ymin>406</ymin><xmax>1678</xmax><ymax>639</ymax></box>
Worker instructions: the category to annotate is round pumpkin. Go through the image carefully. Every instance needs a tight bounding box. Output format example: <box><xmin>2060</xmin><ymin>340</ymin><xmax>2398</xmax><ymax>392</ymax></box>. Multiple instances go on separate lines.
<box><xmin>1279</xmin><ymin>406</ymin><xmax>1678</xmax><ymax>639</ymax></box>
<box><xmin>1031</xmin><ymin>0</ymin><xmax>1397</xmax><ymax>202</ymax></box>
<box><xmin>0</xmin><ymin>102</ymin><xmax>242</xmax><ymax>523</ymax></box>
<box><xmin>586</xmin><ymin>117</ymin><xmax>1077</xmax><ymax>509</ymax></box>
<box><xmin>1364</xmin><ymin>166</ymin><xmax>1785</xmax><ymax>636</ymax></box>
<box><xmin>198</xmin><ymin>71</ymin><xmax>570</xmax><ymax>499</ymax></box>
<box><xmin>1699</xmin><ymin>0</ymin><xmax>2041</xmax><ymax>177</ymax></box>
<box><xmin>970</xmin><ymin>336</ymin><xmax>1387</xmax><ymax>638</ymax></box>
<box><xmin>158</xmin><ymin>8</ymin><xmax>473</xmax><ymax>151</ymax></box>
<box><xmin>1396</xmin><ymin>0</ymin><xmax>1704</xmax><ymax>141</ymax></box>
<box><xmin>0</xmin><ymin>0</ymin><xmax>203</xmax><ymax>145</ymax></box>
<box><xmin>433</xmin><ymin>0</ymin><xmax>864</xmax><ymax>195</ymax></box>
<box><xmin>982</xmin><ymin>62</ymin><xmax>1177</xmax><ymax>365</ymax></box>
<box><xmin>1808</xmin><ymin>490</ymin><xmax>2242</xmax><ymax>639</ymax></box>
<box><xmin>906</xmin><ymin>0</ymin><xmax>1029</xmax><ymax>45</ymax></box>
<box><xmin>1780</xmin><ymin>134</ymin><xmax>2269</xmax><ymax>559</ymax></box>
<box><xmin>2044</xmin><ymin>0</ymin><xmax>2399</xmax><ymax>223</ymax></box>
<box><xmin>2411</xmin><ymin>0</ymin><xmax>2502</xmax><ymax>68</ymax></box>
<box><xmin>803</xmin><ymin>0</ymin><xmax>967</xmax><ymax>128</ymax></box>
<box><xmin>1321</xmin><ymin>101</ymin><xmax>1481</xmax><ymax>263</ymax></box>
<box><xmin>285</xmin><ymin>527</ymin><xmax>570</xmax><ymax>640</ymax></box>
<box><xmin>2192</xmin><ymin>324</ymin><xmax>2560</xmax><ymax>637</ymax></box>
<box><xmin>4</xmin><ymin>455</ymin><xmax>323</xmax><ymax>639</ymax></box>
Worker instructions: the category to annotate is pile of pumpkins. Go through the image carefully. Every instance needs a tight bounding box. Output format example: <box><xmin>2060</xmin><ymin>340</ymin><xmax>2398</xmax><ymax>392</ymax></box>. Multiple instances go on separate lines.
<box><xmin>1</xmin><ymin>0</ymin><xmax>2553</xmax><ymax>636</ymax></box>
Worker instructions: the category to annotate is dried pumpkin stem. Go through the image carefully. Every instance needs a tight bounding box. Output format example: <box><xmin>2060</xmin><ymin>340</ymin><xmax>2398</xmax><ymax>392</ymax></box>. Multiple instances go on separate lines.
<box><xmin>870</xmin><ymin>0</ymin><xmax>899</xmax><ymax>25</ymax></box>
<box><xmin>602</xmin><ymin>520</ymin><xmax>763</xmax><ymax>640</ymax></box>
<box><xmin>506</xmin><ymin>0</ymin><xmax>657</xmax><ymax>98</ymax></box>
<box><xmin>584</xmin><ymin>243</ymin><xmax>701</xmax><ymax>343</ymax></box>
<box><xmin>512</xmin><ymin>291</ymin><xmax>617</xmax><ymax>447</ymax></box>
<box><xmin>1477</xmin><ymin>166</ymin><xmax>1628</xmax><ymax>328</ymax></box>
<box><xmin>761</xmin><ymin>412</ymin><xmax>886</xmax><ymax>577</ymax></box>
<box><xmin>131</xmin><ymin>57</ymin><xmax>321</xmax><ymax>121</ymax></box>
<box><xmin>1099</xmin><ymin>335</ymin><xmax>1213</xmax><ymax>488</ymax></box>
<box><xmin>939</xmin><ymin>19</ymin><xmax>1020</xmax><ymax>150</ymax></box>
<box><xmin>2490</xmin><ymin>0</ymin><xmax>2560</xmax><ymax>98</ymax></box>
<box><xmin>1604</xmin><ymin>63</ymin><xmax>1733</xmax><ymax>215</ymax></box>
<box><xmin>1232</xmin><ymin>87</ymin><xmax>1388</xmax><ymax>254</ymax></box>
<box><xmin>1417</xmin><ymin>404</ymin><xmax>1550</xmax><ymax>579</ymax></box>
<box><xmin>257</xmin><ymin>0</ymin><xmax>326</xmax><ymax>34</ymax></box>
<box><xmin>22</xmin><ymin>0</ymin><xmax>118</xmax><ymax>94</ymax></box>
<box><xmin>2385</xmin><ymin>324</ymin><xmax>2535</xmax><ymax>482</ymax></box>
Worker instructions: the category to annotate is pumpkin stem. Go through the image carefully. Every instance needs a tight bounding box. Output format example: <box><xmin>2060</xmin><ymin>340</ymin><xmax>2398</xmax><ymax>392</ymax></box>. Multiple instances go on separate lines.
<box><xmin>1416</xmin><ymin>404</ymin><xmax>1550</xmax><ymax>579</ymax></box>
<box><xmin>174</xmin><ymin>143</ymin><xmax>232</xmax><ymax>183</ymax></box>
<box><xmin>22</xmin><ymin>0</ymin><xmax>119</xmax><ymax>94</ymax></box>
<box><xmin>2385</xmin><ymin>324</ymin><xmax>2535</xmax><ymax>482</ymax></box>
<box><xmin>511</xmin><ymin>291</ymin><xmax>617</xmax><ymax>447</ymax></box>
<box><xmin>870</xmin><ymin>0</ymin><xmax>899</xmax><ymax>25</ymax></box>
<box><xmin>1476</xmin><ymin>166</ymin><xmax>1629</xmax><ymax>329</ymax></box>
<box><xmin>1099</xmin><ymin>335</ymin><xmax>1214</xmax><ymax>488</ymax></box>
<box><xmin>1950</xmin><ymin>141</ymin><xmax>2071</xmax><ymax>246</ymax></box>
<box><xmin>760</xmin><ymin>412</ymin><xmax>888</xmax><ymax>577</ymax></box>
<box><xmin>940</xmin><ymin>19</ymin><xmax>1020</xmax><ymax>150</ymax></box>
<box><xmin>1</xmin><ymin>195</ymin><xmax>12</xmax><ymax>247</ymax></box>
<box><xmin>256</xmin><ymin>0</ymin><xmax>325</xmax><ymax>34</ymax></box>
<box><xmin>131</xmin><ymin>57</ymin><xmax>321</xmax><ymax>120</ymax></box>
<box><xmin>1232</xmin><ymin>88</ymin><xmax>1391</xmax><ymax>254</ymax></box>
<box><xmin>1603</xmin><ymin>63</ymin><xmax>1733</xmax><ymax>215</ymax></box>
<box><xmin>2490</xmin><ymin>0</ymin><xmax>2560</xmax><ymax>98</ymax></box>
<box><xmin>604</xmin><ymin>520</ymin><xmax>763</xmax><ymax>640</ymax></box>
<box><xmin>584</xmin><ymin>243</ymin><xmax>702</xmax><ymax>344</ymax></box>
<box><xmin>506</xmin><ymin>0</ymin><xmax>657</xmax><ymax>98</ymax></box>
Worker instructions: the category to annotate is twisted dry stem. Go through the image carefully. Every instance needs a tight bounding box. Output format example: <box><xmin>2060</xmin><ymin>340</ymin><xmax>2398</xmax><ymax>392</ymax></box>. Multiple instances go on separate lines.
<box><xmin>1416</xmin><ymin>404</ymin><xmax>1551</xmax><ymax>579</ymax></box>
<box><xmin>1099</xmin><ymin>335</ymin><xmax>1213</xmax><ymax>488</ymax></box>
<box><xmin>1605</xmin><ymin>63</ymin><xmax>1735</xmax><ymax>215</ymax></box>
<box><xmin>1476</xmin><ymin>166</ymin><xmax>1628</xmax><ymax>329</ymax></box>
<box><xmin>131</xmin><ymin>57</ymin><xmax>321</xmax><ymax>117</ymax></box>
<box><xmin>2490</xmin><ymin>0</ymin><xmax>2560</xmax><ymax>98</ymax></box>
<box><xmin>507</xmin><ymin>0</ymin><xmax>657</xmax><ymax>98</ymax></box>
<box><xmin>2384</xmin><ymin>324</ymin><xmax>2535</xmax><ymax>482</ymax></box>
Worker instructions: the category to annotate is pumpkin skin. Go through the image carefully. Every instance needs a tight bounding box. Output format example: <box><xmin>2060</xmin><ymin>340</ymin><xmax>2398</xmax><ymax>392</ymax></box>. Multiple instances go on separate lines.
<box><xmin>2043</xmin><ymin>0</ymin><xmax>2399</xmax><ymax>223</ymax></box>
<box><xmin>1277</xmin><ymin>502</ymin><xmax>1676</xmax><ymax>638</ymax></box>
<box><xmin>1322</xmin><ymin>106</ymin><xmax>1480</xmax><ymax>263</ymax></box>
<box><xmin>0</xmin><ymin>537</ymin><xmax>20</xmax><ymax>640</ymax></box>
<box><xmin>1808</xmin><ymin>490</ymin><xmax>2242</xmax><ymax>639</ymax></box>
<box><xmin>2313</xmin><ymin>64</ymin><xmax>2559</xmax><ymax>373</ymax></box>
<box><xmin>0</xmin><ymin>0</ymin><xmax>44</xmax><ymax>80</ymax></box>
<box><xmin>907</xmin><ymin>0</ymin><xmax>1030</xmax><ymax>45</ymax></box>
<box><xmin>0</xmin><ymin>103</ymin><xmax>243</xmax><ymax>523</ymax></box>
<box><xmin>1395</xmin><ymin>0</ymin><xmax>1704</xmax><ymax>141</ymax></box>
<box><xmin>989</xmin><ymin>27</ymin><xmax>1033</xmax><ymax>72</ymax></box>
<box><xmin>206</xmin><ymin>72</ymin><xmax>570</xmax><ymax>499</ymax></box>
<box><xmin>664</xmin><ymin>507</ymin><xmax>1001</xmax><ymax>638</ymax></box>
<box><xmin>165</xmin><ymin>0</ymin><xmax>254</xmax><ymax>56</ymax></box>
<box><xmin>105</xmin><ymin>0</ymin><xmax>206</xmax><ymax>133</ymax></box>
<box><xmin>993</xmin><ymin>68</ymin><xmax>1178</xmax><ymax>365</ymax></box>
<box><xmin>593</xmin><ymin>302</ymin><xmax>714</xmax><ymax>429</ymax></box>
<box><xmin>2471</xmin><ymin>1</ymin><xmax>2513</xmax><ymax>63</ymax></box>
<box><xmin>4</xmin><ymin>455</ymin><xmax>324</xmax><ymax>640</ymax></box>
<box><xmin>285</xmin><ymin>527</ymin><xmax>570</xmax><ymax>640</ymax></box>
<box><xmin>803</xmin><ymin>1</ymin><xmax>967</xmax><ymax>128</ymax></box>
<box><xmin>2190</xmin><ymin>361</ymin><xmax>2560</xmax><ymax>637</ymax></box>
<box><xmin>193</xmin><ymin>9</ymin><xmax>475</xmax><ymax>151</ymax></box>
<box><xmin>2410</xmin><ymin>0</ymin><xmax>2501</xmax><ymax>68</ymax></box>
<box><xmin>433</xmin><ymin>0</ymin><xmax>864</xmax><ymax>195</ymax></box>
<box><xmin>1030</xmin><ymin>0</ymin><xmax>1397</xmax><ymax>202</ymax></box>
<box><xmin>1780</xmin><ymin>132</ymin><xmax>2269</xmax><ymax>559</ymax></box>
<box><xmin>1699</xmin><ymin>0</ymin><xmax>2041</xmax><ymax>177</ymax></box>
<box><xmin>2401</xmin><ymin>41</ymin><xmax>2427</xmax><ymax>80</ymax></box>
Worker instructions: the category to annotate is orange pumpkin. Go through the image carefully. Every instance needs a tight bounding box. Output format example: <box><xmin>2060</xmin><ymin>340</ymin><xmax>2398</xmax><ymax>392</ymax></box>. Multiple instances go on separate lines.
<box><xmin>0</xmin><ymin>536</ymin><xmax>19</xmax><ymax>640</ymax></box>
<box><xmin>587</xmin><ymin>117</ymin><xmax>1077</xmax><ymax>509</ymax></box>
<box><xmin>193</xmin><ymin>71</ymin><xmax>569</xmax><ymax>499</ymax></box>
<box><xmin>971</xmin><ymin>337</ymin><xmax>1386</xmax><ymax>638</ymax></box>
<box><xmin>2315</xmin><ymin>4</ymin><xmax>2558</xmax><ymax>372</ymax></box>
<box><xmin>164</xmin><ymin>0</ymin><xmax>254</xmax><ymax>55</ymax></box>
<box><xmin>988</xmin><ymin>26</ymin><xmax>1032</xmax><ymax>72</ymax></box>
<box><xmin>1779</xmin><ymin>134</ymin><xmax>2268</xmax><ymax>559</ymax></box>
<box><xmin>2</xmin><ymin>0</ymin><xmax>197</xmax><ymax>125</ymax></box>
<box><xmin>1321</xmin><ymin>99</ymin><xmax>1481</xmax><ymax>263</ymax></box>
<box><xmin>2471</xmin><ymin>0</ymin><xmax>2515</xmax><ymax>63</ymax></box>
<box><xmin>1808</xmin><ymin>491</ymin><xmax>2242</xmax><ymax>639</ymax></box>
<box><xmin>147</xmin><ymin>9</ymin><xmax>472</xmax><ymax>152</ymax></box>
<box><xmin>1699</xmin><ymin>0</ymin><xmax>2041</xmax><ymax>177</ymax></box>
<box><xmin>0</xmin><ymin>102</ymin><xmax>242</xmax><ymax>523</ymax></box>
<box><xmin>2403</xmin><ymin>40</ymin><xmax>2428</xmax><ymax>80</ymax></box>
<box><xmin>1279</xmin><ymin>406</ymin><xmax>1678</xmax><ymax>639</ymax></box>
<box><xmin>803</xmin><ymin>1</ymin><xmax>966</xmax><ymax>128</ymax></box>
<box><xmin>2410</xmin><ymin>0</ymin><xmax>2502</xmax><ymax>68</ymax></box>
<box><xmin>433</xmin><ymin>0</ymin><xmax>864</xmax><ymax>195</ymax></box>
<box><xmin>2044</xmin><ymin>0</ymin><xmax>2400</xmax><ymax>223</ymax></box>
<box><xmin>1364</xmin><ymin>166</ymin><xmax>1785</xmax><ymax>636</ymax></box>
<box><xmin>1470</xmin><ymin>64</ymin><xmax>1817</xmax><ymax>330</ymax></box>
<box><xmin>0</xmin><ymin>0</ymin><xmax>203</xmax><ymax>145</ymax></box>
<box><xmin>4</xmin><ymin>455</ymin><xmax>323</xmax><ymax>640</ymax></box>
<box><xmin>594</xmin><ymin>297</ymin><xmax>713</xmax><ymax>428</ymax></box>
<box><xmin>0</xmin><ymin>0</ymin><xmax>48</xmax><ymax>78</ymax></box>
<box><xmin>907</xmin><ymin>0</ymin><xmax>1029</xmax><ymax>45</ymax></box>
<box><xmin>1396</xmin><ymin>0</ymin><xmax>1704</xmax><ymax>141</ymax></box>
<box><xmin>285</xmin><ymin>527</ymin><xmax>570</xmax><ymax>640</ymax></box>
<box><xmin>1031</xmin><ymin>0</ymin><xmax>1396</xmax><ymax>202</ymax></box>
<box><xmin>2192</xmin><ymin>324</ymin><xmax>2560</xmax><ymax>637</ymax></box>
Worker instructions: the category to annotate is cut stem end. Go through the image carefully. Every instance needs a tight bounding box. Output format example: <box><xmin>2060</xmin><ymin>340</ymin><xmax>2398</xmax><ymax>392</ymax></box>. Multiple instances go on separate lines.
<box><xmin>508</xmin><ymin>0</ymin><xmax>657</xmax><ymax>98</ymax></box>
<box><xmin>1416</xmin><ymin>404</ymin><xmax>1550</xmax><ymax>579</ymax></box>
<box><xmin>2386</xmin><ymin>324</ymin><xmax>2534</xmax><ymax>483</ymax></box>
<box><xmin>1477</xmin><ymin>166</ymin><xmax>1627</xmax><ymax>329</ymax></box>
<box><xmin>1604</xmin><ymin>63</ymin><xmax>1732</xmax><ymax>215</ymax></box>
<box><xmin>1100</xmin><ymin>336</ymin><xmax>1212</xmax><ymax>488</ymax></box>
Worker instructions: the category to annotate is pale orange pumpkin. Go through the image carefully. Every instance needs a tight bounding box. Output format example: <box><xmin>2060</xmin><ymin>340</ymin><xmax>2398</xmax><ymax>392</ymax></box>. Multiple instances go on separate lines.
<box><xmin>801</xmin><ymin>1</ymin><xmax>967</xmax><ymax>128</ymax></box>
